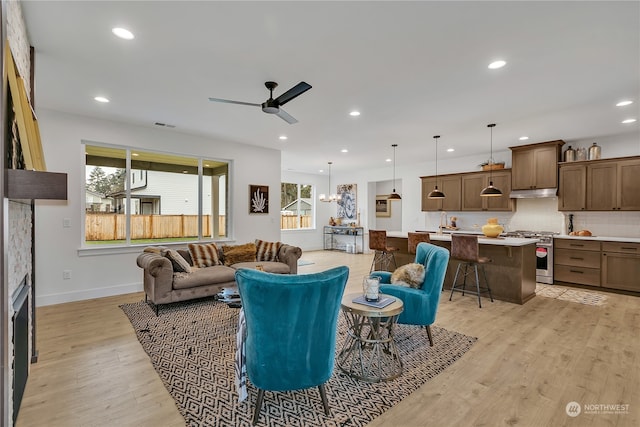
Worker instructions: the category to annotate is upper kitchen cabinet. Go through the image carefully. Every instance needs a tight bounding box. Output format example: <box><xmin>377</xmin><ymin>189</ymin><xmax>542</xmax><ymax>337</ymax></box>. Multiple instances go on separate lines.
<box><xmin>461</xmin><ymin>170</ymin><xmax>514</xmax><ymax>211</ymax></box>
<box><xmin>558</xmin><ymin>156</ymin><xmax>640</xmax><ymax>211</ymax></box>
<box><xmin>510</xmin><ymin>140</ymin><xmax>564</xmax><ymax>190</ymax></box>
<box><xmin>421</xmin><ymin>175</ymin><xmax>461</xmax><ymax>211</ymax></box>
<box><xmin>558</xmin><ymin>163</ymin><xmax>587</xmax><ymax>211</ymax></box>
<box><xmin>587</xmin><ymin>157</ymin><xmax>640</xmax><ymax>211</ymax></box>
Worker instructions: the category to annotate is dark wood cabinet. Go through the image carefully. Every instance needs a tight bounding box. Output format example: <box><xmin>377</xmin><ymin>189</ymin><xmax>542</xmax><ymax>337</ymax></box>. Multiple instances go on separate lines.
<box><xmin>558</xmin><ymin>156</ymin><xmax>640</xmax><ymax>211</ymax></box>
<box><xmin>510</xmin><ymin>140</ymin><xmax>564</xmax><ymax>190</ymax></box>
<box><xmin>558</xmin><ymin>164</ymin><xmax>586</xmax><ymax>211</ymax></box>
<box><xmin>601</xmin><ymin>242</ymin><xmax>640</xmax><ymax>292</ymax></box>
<box><xmin>461</xmin><ymin>170</ymin><xmax>513</xmax><ymax>211</ymax></box>
<box><xmin>554</xmin><ymin>238</ymin><xmax>601</xmax><ymax>287</ymax></box>
<box><xmin>421</xmin><ymin>175</ymin><xmax>461</xmax><ymax>211</ymax></box>
<box><xmin>422</xmin><ymin>170</ymin><xmax>513</xmax><ymax>212</ymax></box>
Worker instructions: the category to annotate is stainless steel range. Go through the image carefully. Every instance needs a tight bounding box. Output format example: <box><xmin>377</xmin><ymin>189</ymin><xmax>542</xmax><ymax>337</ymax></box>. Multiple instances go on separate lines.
<box><xmin>504</xmin><ymin>230</ymin><xmax>558</xmax><ymax>284</ymax></box>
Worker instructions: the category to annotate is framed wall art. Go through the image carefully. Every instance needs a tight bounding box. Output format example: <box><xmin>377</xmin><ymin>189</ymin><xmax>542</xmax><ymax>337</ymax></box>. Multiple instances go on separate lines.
<box><xmin>249</xmin><ymin>185</ymin><xmax>269</xmax><ymax>214</ymax></box>
<box><xmin>375</xmin><ymin>195</ymin><xmax>391</xmax><ymax>217</ymax></box>
<box><xmin>337</xmin><ymin>183</ymin><xmax>357</xmax><ymax>220</ymax></box>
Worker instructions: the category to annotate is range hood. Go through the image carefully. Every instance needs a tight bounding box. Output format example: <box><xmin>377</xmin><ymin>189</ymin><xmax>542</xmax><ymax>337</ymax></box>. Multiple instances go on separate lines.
<box><xmin>509</xmin><ymin>188</ymin><xmax>557</xmax><ymax>199</ymax></box>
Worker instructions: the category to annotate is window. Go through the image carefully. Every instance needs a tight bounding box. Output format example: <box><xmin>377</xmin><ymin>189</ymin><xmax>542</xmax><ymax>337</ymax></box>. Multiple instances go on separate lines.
<box><xmin>281</xmin><ymin>182</ymin><xmax>313</xmax><ymax>230</ymax></box>
<box><xmin>84</xmin><ymin>144</ymin><xmax>229</xmax><ymax>245</ymax></box>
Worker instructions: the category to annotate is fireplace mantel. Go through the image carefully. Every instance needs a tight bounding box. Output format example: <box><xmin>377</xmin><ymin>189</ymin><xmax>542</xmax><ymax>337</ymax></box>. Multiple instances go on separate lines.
<box><xmin>6</xmin><ymin>169</ymin><xmax>67</xmax><ymax>200</ymax></box>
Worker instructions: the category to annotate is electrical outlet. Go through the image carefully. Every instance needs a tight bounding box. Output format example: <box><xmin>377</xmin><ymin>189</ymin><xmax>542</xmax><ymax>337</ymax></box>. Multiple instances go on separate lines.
<box><xmin>63</xmin><ymin>218</ymin><xmax>71</xmax><ymax>228</ymax></box>
<box><xmin>63</xmin><ymin>270</ymin><xmax>71</xmax><ymax>280</ymax></box>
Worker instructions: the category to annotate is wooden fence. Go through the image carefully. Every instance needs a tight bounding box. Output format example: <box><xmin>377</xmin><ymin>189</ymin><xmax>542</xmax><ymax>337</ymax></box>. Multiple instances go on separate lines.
<box><xmin>85</xmin><ymin>213</ymin><xmax>225</xmax><ymax>241</ymax></box>
<box><xmin>281</xmin><ymin>215</ymin><xmax>312</xmax><ymax>229</ymax></box>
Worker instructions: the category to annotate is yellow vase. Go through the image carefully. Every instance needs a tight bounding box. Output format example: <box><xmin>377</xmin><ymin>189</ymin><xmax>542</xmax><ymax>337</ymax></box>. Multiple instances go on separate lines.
<box><xmin>482</xmin><ymin>218</ymin><xmax>504</xmax><ymax>238</ymax></box>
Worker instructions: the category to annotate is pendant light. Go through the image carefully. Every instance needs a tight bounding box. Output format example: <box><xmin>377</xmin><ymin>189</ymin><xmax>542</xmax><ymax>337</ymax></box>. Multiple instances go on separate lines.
<box><xmin>480</xmin><ymin>123</ymin><xmax>503</xmax><ymax>197</ymax></box>
<box><xmin>388</xmin><ymin>144</ymin><xmax>402</xmax><ymax>200</ymax></box>
<box><xmin>427</xmin><ymin>135</ymin><xmax>445</xmax><ymax>199</ymax></box>
<box><xmin>319</xmin><ymin>162</ymin><xmax>340</xmax><ymax>202</ymax></box>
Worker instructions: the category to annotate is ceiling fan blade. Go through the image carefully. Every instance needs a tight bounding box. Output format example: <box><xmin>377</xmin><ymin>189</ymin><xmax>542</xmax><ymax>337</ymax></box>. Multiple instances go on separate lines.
<box><xmin>275</xmin><ymin>108</ymin><xmax>298</xmax><ymax>124</ymax></box>
<box><xmin>208</xmin><ymin>97</ymin><xmax>261</xmax><ymax>107</ymax></box>
<box><xmin>273</xmin><ymin>81</ymin><xmax>312</xmax><ymax>106</ymax></box>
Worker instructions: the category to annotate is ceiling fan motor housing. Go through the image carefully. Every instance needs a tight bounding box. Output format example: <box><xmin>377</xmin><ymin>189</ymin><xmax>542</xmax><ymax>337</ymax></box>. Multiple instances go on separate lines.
<box><xmin>262</xmin><ymin>101</ymin><xmax>280</xmax><ymax>114</ymax></box>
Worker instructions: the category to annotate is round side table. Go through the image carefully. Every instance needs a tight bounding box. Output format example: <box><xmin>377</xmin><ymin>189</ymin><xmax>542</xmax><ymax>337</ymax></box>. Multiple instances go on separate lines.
<box><xmin>337</xmin><ymin>292</ymin><xmax>404</xmax><ymax>382</ymax></box>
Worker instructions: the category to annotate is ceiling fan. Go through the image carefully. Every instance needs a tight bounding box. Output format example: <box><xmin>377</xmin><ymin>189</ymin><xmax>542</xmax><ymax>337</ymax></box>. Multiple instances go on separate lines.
<box><xmin>209</xmin><ymin>81</ymin><xmax>312</xmax><ymax>124</ymax></box>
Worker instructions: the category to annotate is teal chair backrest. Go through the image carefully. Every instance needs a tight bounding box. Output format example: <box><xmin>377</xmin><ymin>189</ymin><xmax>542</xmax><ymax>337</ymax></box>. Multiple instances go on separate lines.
<box><xmin>379</xmin><ymin>242</ymin><xmax>450</xmax><ymax>325</ymax></box>
<box><xmin>236</xmin><ymin>266</ymin><xmax>349</xmax><ymax>392</ymax></box>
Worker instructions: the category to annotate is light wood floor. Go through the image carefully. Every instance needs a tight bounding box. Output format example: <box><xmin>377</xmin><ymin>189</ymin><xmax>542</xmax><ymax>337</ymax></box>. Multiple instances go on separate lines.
<box><xmin>16</xmin><ymin>250</ymin><xmax>639</xmax><ymax>427</ymax></box>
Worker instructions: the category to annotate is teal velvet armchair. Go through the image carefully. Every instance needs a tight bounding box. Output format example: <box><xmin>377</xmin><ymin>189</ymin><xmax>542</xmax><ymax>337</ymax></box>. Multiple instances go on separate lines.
<box><xmin>235</xmin><ymin>266</ymin><xmax>349</xmax><ymax>425</ymax></box>
<box><xmin>376</xmin><ymin>242</ymin><xmax>450</xmax><ymax>346</ymax></box>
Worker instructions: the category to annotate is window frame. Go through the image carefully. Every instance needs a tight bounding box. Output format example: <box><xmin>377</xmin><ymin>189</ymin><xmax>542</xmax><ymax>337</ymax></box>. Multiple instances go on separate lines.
<box><xmin>280</xmin><ymin>181</ymin><xmax>315</xmax><ymax>231</ymax></box>
<box><xmin>81</xmin><ymin>141</ymin><xmax>231</xmax><ymax>252</ymax></box>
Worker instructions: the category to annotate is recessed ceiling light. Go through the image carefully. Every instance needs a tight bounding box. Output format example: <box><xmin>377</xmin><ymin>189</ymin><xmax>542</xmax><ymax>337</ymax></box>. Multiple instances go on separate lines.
<box><xmin>279</xmin><ymin>135</ymin><xmax>288</xmax><ymax>140</ymax></box>
<box><xmin>112</xmin><ymin>27</ymin><xmax>134</xmax><ymax>40</ymax></box>
<box><xmin>616</xmin><ymin>100</ymin><xmax>633</xmax><ymax>107</ymax></box>
<box><xmin>131</xmin><ymin>153</ymin><xmax>139</xmax><ymax>157</ymax></box>
<box><xmin>622</xmin><ymin>118</ymin><xmax>637</xmax><ymax>124</ymax></box>
<box><xmin>349</xmin><ymin>111</ymin><xmax>360</xmax><ymax>116</ymax></box>
<box><xmin>447</xmin><ymin>148</ymin><xmax>455</xmax><ymax>152</ymax></box>
<box><xmin>94</xmin><ymin>96</ymin><xmax>109</xmax><ymax>103</ymax></box>
<box><xmin>519</xmin><ymin>136</ymin><xmax>529</xmax><ymax>141</ymax></box>
<box><xmin>386</xmin><ymin>158</ymin><xmax>392</xmax><ymax>162</ymax></box>
<box><xmin>341</xmin><ymin>149</ymin><xmax>348</xmax><ymax>153</ymax></box>
<box><xmin>319</xmin><ymin>169</ymin><xmax>324</xmax><ymax>173</ymax></box>
<box><xmin>488</xmin><ymin>60</ymin><xmax>506</xmax><ymax>69</ymax></box>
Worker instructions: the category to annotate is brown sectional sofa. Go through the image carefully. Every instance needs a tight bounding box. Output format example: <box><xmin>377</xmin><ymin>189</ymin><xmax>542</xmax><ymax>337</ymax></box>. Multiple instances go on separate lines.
<box><xmin>136</xmin><ymin>242</ymin><xmax>302</xmax><ymax>313</ymax></box>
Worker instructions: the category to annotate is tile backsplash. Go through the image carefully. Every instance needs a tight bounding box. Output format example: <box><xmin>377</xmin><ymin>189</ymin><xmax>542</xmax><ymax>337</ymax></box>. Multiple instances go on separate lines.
<box><xmin>567</xmin><ymin>211</ymin><xmax>640</xmax><ymax>238</ymax></box>
<box><xmin>423</xmin><ymin>197</ymin><xmax>640</xmax><ymax>238</ymax></box>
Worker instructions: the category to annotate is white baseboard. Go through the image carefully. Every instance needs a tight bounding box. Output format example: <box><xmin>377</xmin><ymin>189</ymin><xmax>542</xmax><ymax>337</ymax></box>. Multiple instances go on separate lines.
<box><xmin>36</xmin><ymin>282</ymin><xmax>143</xmax><ymax>307</ymax></box>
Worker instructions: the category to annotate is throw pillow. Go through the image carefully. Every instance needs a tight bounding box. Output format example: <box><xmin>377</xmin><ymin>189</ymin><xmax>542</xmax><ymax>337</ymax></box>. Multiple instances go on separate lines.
<box><xmin>255</xmin><ymin>239</ymin><xmax>282</xmax><ymax>262</ymax></box>
<box><xmin>222</xmin><ymin>243</ymin><xmax>257</xmax><ymax>266</ymax></box>
<box><xmin>188</xmin><ymin>243</ymin><xmax>222</xmax><ymax>268</ymax></box>
<box><xmin>164</xmin><ymin>249</ymin><xmax>192</xmax><ymax>273</ymax></box>
<box><xmin>390</xmin><ymin>263</ymin><xmax>426</xmax><ymax>289</ymax></box>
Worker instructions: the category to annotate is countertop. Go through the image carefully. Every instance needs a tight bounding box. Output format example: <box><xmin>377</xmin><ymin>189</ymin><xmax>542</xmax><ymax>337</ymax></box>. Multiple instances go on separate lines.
<box><xmin>554</xmin><ymin>235</ymin><xmax>640</xmax><ymax>243</ymax></box>
<box><xmin>386</xmin><ymin>232</ymin><xmax>536</xmax><ymax>247</ymax></box>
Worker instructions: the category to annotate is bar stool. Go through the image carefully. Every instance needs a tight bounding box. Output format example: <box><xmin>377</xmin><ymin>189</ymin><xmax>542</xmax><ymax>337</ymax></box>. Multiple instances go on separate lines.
<box><xmin>449</xmin><ymin>234</ymin><xmax>494</xmax><ymax>308</ymax></box>
<box><xmin>408</xmin><ymin>232</ymin><xmax>431</xmax><ymax>255</ymax></box>
<box><xmin>369</xmin><ymin>230</ymin><xmax>399</xmax><ymax>272</ymax></box>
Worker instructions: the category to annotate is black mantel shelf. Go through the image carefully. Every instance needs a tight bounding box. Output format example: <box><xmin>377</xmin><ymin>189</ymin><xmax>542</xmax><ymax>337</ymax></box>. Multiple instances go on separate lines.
<box><xmin>6</xmin><ymin>169</ymin><xmax>68</xmax><ymax>200</ymax></box>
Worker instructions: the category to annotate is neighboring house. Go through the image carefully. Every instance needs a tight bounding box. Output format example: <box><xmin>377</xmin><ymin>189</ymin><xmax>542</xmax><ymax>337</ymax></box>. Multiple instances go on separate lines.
<box><xmin>85</xmin><ymin>189</ymin><xmax>113</xmax><ymax>212</ymax></box>
<box><xmin>110</xmin><ymin>170</ymin><xmax>219</xmax><ymax>215</ymax></box>
<box><xmin>282</xmin><ymin>198</ymin><xmax>312</xmax><ymax>216</ymax></box>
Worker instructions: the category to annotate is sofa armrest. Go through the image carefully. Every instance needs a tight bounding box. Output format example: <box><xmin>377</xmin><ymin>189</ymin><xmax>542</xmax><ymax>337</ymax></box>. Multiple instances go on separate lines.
<box><xmin>136</xmin><ymin>252</ymin><xmax>174</xmax><ymax>303</ymax></box>
<box><xmin>278</xmin><ymin>244</ymin><xmax>302</xmax><ymax>274</ymax></box>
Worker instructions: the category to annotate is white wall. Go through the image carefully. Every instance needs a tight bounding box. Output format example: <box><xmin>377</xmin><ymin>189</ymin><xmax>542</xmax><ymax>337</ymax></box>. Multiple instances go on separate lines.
<box><xmin>35</xmin><ymin>109</ymin><xmax>282</xmax><ymax>306</ymax></box>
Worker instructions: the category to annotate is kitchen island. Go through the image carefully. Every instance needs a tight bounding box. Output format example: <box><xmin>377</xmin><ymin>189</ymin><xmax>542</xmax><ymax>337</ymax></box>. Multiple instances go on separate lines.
<box><xmin>385</xmin><ymin>232</ymin><xmax>538</xmax><ymax>304</ymax></box>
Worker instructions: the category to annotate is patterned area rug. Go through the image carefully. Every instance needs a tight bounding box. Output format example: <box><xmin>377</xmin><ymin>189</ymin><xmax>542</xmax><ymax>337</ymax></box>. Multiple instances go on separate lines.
<box><xmin>536</xmin><ymin>283</ymin><xmax>608</xmax><ymax>306</ymax></box>
<box><xmin>121</xmin><ymin>298</ymin><xmax>476</xmax><ymax>427</ymax></box>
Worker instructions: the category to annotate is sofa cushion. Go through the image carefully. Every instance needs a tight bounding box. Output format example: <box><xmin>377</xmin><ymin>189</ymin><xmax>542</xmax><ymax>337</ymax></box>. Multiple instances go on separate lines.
<box><xmin>172</xmin><ymin>265</ymin><xmax>236</xmax><ymax>290</ymax></box>
<box><xmin>164</xmin><ymin>249</ymin><xmax>192</xmax><ymax>273</ymax></box>
<box><xmin>232</xmin><ymin>261</ymin><xmax>291</xmax><ymax>274</ymax></box>
<box><xmin>390</xmin><ymin>263</ymin><xmax>426</xmax><ymax>289</ymax></box>
<box><xmin>255</xmin><ymin>239</ymin><xmax>282</xmax><ymax>262</ymax></box>
<box><xmin>188</xmin><ymin>243</ymin><xmax>222</xmax><ymax>268</ymax></box>
<box><xmin>222</xmin><ymin>243</ymin><xmax>257</xmax><ymax>266</ymax></box>
<box><xmin>177</xmin><ymin>249</ymin><xmax>193</xmax><ymax>266</ymax></box>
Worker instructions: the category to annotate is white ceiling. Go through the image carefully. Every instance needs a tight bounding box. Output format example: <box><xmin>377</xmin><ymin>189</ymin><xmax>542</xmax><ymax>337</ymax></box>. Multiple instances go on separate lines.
<box><xmin>21</xmin><ymin>1</ymin><xmax>639</xmax><ymax>176</ymax></box>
